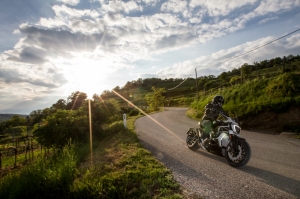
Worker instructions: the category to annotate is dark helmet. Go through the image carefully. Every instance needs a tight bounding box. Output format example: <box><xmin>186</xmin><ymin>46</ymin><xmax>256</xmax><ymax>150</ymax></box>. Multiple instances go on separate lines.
<box><xmin>212</xmin><ymin>95</ymin><xmax>224</xmax><ymax>107</ymax></box>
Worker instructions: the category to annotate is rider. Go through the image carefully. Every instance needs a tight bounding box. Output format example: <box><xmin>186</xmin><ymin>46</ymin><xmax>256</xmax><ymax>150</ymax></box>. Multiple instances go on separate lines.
<box><xmin>200</xmin><ymin>95</ymin><xmax>226</xmax><ymax>149</ymax></box>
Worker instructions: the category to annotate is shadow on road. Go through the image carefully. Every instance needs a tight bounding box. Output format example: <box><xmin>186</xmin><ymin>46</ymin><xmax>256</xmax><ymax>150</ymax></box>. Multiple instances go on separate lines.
<box><xmin>239</xmin><ymin>165</ymin><xmax>300</xmax><ymax>198</ymax></box>
<box><xmin>194</xmin><ymin>146</ymin><xmax>300</xmax><ymax>198</ymax></box>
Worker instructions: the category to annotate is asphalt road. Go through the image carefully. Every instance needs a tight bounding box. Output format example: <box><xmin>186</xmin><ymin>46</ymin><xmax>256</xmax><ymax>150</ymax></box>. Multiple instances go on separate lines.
<box><xmin>135</xmin><ymin>107</ymin><xmax>300</xmax><ymax>199</ymax></box>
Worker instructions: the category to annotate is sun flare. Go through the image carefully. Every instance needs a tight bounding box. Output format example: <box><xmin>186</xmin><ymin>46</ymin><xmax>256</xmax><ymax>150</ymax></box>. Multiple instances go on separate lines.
<box><xmin>61</xmin><ymin>56</ymin><xmax>115</xmax><ymax>98</ymax></box>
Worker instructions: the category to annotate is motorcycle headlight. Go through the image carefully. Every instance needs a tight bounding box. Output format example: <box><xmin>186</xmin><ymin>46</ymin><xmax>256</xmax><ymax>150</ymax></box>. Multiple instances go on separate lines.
<box><xmin>231</xmin><ymin>124</ymin><xmax>241</xmax><ymax>134</ymax></box>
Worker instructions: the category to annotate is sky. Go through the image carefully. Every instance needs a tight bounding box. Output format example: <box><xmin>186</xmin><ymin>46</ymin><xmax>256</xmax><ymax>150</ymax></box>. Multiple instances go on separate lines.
<box><xmin>0</xmin><ymin>0</ymin><xmax>300</xmax><ymax>114</ymax></box>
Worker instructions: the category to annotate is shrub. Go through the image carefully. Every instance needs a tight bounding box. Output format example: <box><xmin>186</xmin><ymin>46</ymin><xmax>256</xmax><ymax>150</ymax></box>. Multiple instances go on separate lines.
<box><xmin>107</xmin><ymin>121</ymin><xmax>125</xmax><ymax>133</ymax></box>
<box><xmin>266</xmin><ymin>73</ymin><xmax>300</xmax><ymax>98</ymax></box>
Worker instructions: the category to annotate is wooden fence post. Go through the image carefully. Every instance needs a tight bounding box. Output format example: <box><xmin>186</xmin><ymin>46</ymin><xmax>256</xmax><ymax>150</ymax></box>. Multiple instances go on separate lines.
<box><xmin>14</xmin><ymin>148</ymin><xmax>17</xmax><ymax>167</ymax></box>
<box><xmin>0</xmin><ymin>152</ymin><xmax>2</xmax><ymax>169</ymax></box>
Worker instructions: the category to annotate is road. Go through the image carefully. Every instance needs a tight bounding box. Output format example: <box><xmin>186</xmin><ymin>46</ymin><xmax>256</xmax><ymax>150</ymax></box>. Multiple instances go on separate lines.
<box><xmin>135</xmin><ymin>107</ymin><xmax>300</xmax><ymax>199</ymax></box>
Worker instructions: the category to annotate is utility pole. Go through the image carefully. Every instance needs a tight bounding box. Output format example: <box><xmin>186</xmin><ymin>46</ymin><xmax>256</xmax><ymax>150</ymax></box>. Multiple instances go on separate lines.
<box><xmin>240</xmin><ymin>68</ymin><xmax>243</xmax><ymax>84</ymax></box>
<box><xmin>195</xmin><ymin>68</ymin><xmax>199</xmax><ymax>99</ymax></box>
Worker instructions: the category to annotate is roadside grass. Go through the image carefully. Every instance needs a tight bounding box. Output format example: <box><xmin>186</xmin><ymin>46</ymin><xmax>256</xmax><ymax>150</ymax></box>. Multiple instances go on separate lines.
<box><xmin>0</xmin><ymin>114</ymin><xmax>184</xmax><ymax>199</ymax></box>
<box><xmin>72</xmin><ymin>115</ymin><xmax>183</xmax><ymax>198</ymax></box>
<box><xmin>1</xmin><ymin>149</ymin><xmax>41</xmax><ymax>168</ymax></box>
<box><xmin>0</xmin><ymin>145</ymin><xmax>78</xmax><ymax>199</ymax></box>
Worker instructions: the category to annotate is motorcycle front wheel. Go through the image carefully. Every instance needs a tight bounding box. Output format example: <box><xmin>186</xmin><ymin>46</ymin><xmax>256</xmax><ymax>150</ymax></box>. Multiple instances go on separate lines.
<box><xmin>225</xmin><ymin>139</ymin><xmax>251</xmax><ymax>168</ymax></box>
<box><xmin>186</xmin><ymin>128</ymin><xmax>200</xmax><ymax>151</ymax></box>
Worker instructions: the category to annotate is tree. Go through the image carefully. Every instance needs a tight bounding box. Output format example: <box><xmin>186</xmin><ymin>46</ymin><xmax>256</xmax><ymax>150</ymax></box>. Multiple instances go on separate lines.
<box><xmin>29</xmin><ymin>109</ymin><xmax>44</xmax><ymax>125</ymax></box>
<box><xmin>230</xmin><ymin>68</ymin><xmax>240</xmax><ymax>75</ymax></box>
<box><xmin>274</xmin><ymin>57</ymin><xmax>282</xmax><ymax>66</ymax></box>
<box><xmin>204</xmin><ymin>80</ymin><xmax>219</xmax><ymax>90</ymax></box>
<box><xmin>240</xmin><ymin>64</ymin><xmax>251</xmax><ymax>79</ymax></box>
<box><xmin>198</xmin><ymin>78</ymin><xmax>209</xmax><ymax>90</ymax></box>
<box><xmin>51</xmin><ymin>99</ymin><xmax>66</xmax><ymax>110</ymax></box>
<box><xmin>33</xmin><ymin>109</ymin><xmax>89</xmax><ymax>149</ymax></box>
<box><xmin>218</xmin><ymin>72</ymin><xmax>229</xmax><ymax>84</ymax></box>
<box><xmin>145</xmin><ymin>87</ymin><xmax>166</xmax><ymax>111</ymax></box>
<box><xmin>82</xmin><ymin>98</ymin><xmax>122</xmax><ymax>124</ymax></box>
<box><xmin>66</xmin><ymin>91</ymin><xmax>87</xmax><ymax>110</ymax></box>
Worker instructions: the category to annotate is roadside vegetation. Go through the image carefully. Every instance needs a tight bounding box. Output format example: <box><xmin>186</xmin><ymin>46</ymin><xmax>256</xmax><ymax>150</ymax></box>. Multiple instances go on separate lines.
<box><xmin>0</xmin><ymin>112</ymin><xmax>183</xmax><ymax>198</ymax></box>
<box><xmin>188</xmin><ymin>62</ymin><xmax>300</xmax><ymax>133</ymax></box>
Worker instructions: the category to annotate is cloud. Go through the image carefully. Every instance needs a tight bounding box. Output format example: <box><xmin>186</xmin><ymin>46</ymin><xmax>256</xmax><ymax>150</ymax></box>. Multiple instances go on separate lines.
<box><xmin>11</xmin><ymin>1</ymin><xmax>297</xmax><ymax>68</ymax></box>
<box><xmin>189</xmin><ymin>0</ymin><xmax>257</xmax><ymax>16</ymax></box>
<box><xmin>161</xmin><ymin>0</ymin><xmax>188</xmax><ymax>13</ymax></box>
<box><xmin>57</xmin><ymin>0</ymin><xmax>80</xmax><ymax>6</ymax></box>
<box><xmin>153</xmin><ymin>33</ymin><xmax>300</xmax><ymax>78</ymax></box>
<box><xmin>254</xmin><ymin>0</ymin><xmax>300</xmax><ymax>15</ymax></box>
<box><xmin>18</xmin><ymin>24</ymin><xmax>108</xmax><ymax>53</ymax></box>
<box><xmin>258</xmin><ymin>16</ymin><xmax>279</xmax><ymax>24</ymax></box>
<box><xmin>8</xmin><ymin>46</ymin><xmax>48</xmax><ymax>64</ymax></box>
<box><xmin>0</xmin><ymin>94</ymin><xmax>62</xmax><ymax>114</ymax></box>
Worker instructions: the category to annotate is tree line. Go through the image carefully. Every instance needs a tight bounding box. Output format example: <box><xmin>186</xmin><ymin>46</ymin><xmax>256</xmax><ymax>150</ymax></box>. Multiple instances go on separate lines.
<box><xmin>0</xmin><ymin>91</ymin><xmax>126</xmax><ymax>149</ymax></box>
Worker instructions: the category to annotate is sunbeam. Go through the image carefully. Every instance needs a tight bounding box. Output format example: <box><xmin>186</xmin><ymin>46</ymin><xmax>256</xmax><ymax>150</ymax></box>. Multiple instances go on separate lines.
<box><xmin>111</xmin><ymin>90</ymin><xmax>185</xmax><ymax>144</ymax></box>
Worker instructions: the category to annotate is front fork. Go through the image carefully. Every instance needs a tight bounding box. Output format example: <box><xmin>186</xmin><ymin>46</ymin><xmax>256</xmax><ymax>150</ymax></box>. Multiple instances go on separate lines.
<box><xmin>229</xmin><ymin>135</ymin><xmax>241</xmax><ymax>155</ymax></box>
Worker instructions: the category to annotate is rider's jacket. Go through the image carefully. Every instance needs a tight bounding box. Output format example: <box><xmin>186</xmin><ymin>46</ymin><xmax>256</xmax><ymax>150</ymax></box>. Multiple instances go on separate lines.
<box><xmin>201</xmin><ymin>102</ymin><xmax>225</xmax><ymax>121</ymax></box>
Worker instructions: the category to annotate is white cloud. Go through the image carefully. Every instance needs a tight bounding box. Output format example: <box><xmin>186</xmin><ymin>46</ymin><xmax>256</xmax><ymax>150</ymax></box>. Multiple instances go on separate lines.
<box><xmin>258</xmin><ymin>16</ymin><xmax>279</xmax><ymax>24</ymax></box>
<box><xmin>189</xmin><ymin>17</ymin><xmax>201</xmax><ymax>24</ymax></box>
<box><xmin>189</xmin><ymin>0</ymin><xmax>257</xmax><ymax>16</ymax></box>
<box><xmin>13</xmin><ymin>29</ymin><xmax>20</xmax><ymax>34</ymax></box>
<box><xmin>254</xmin><ymin>0</ymin><xmax>300</xmax><ymax>15</ymax></box>
<box><xmin>57</xmin><ymin>0</ymin><xmax>80</xmax><ymax>6</ymax></box>
<box><xmin>161</xmin><ymin>0</ymin><xmax>188</xmax><ymax>13</ymax></box>
<box><xmin>285</xmin><ymin>33</ymin><xmax>300</xmax><ymax>49</ymax></box>
<box><xmin>100</xmin><ymin>1</ymin><xmax>143</xmax><ymax>14</ymax></box>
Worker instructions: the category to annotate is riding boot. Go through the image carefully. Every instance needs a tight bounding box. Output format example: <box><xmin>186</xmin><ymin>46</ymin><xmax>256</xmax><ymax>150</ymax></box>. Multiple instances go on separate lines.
<box><xmin>203</xmin><ymin>138</ymin><xmax>210</xmax><ymax>148</ymax></box>
<box><xmin>200</xmin><ymin>137</ymin><xmax>209</xmax><ymax>150</ymax></box>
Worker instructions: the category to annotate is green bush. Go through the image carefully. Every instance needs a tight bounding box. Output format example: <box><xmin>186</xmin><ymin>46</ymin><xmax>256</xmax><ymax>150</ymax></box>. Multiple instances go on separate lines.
<box><xmin>107</xmin><ymin>121</ymin><xmax>125</xmax><ymax>133</ymax></box>
<box><xmin>33</xmin><ymin>110</ymin><xmax>89</xmax><ymax>149</ymax></box>
<box><xmin>266</xmin><ymin>73</ymin><xmax>300</xmax><ymax>98</ymax></box>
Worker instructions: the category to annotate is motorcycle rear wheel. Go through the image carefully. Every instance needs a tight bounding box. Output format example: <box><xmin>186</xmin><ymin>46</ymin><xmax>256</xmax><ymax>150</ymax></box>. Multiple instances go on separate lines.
<box><xmin>225</xmin><ymin>139</ymin><xmax>251</xmax><ymax>168</ymax></box>
<box><xmin>186</xmin><ymin>128</ymin><xmax>200</xmax><ymax>151</ymax></box>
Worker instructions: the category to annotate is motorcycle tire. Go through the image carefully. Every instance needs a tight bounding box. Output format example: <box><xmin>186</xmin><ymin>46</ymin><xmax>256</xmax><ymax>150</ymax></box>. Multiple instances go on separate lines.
<box><xmin>225</xmin><ymin>139</ymin><xmax>251</xmax><ymax>168</ymax></box>
<box><xmin>186</xmin><ymin>128</ymin><xmax>200</xmax><ymax>151</ymax></box>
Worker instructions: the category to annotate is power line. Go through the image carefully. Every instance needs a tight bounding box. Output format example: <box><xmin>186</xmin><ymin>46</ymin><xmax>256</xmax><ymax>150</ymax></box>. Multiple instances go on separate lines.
<box><xmin>167</xmin><ymin>78</ymin><xmax>187</xmax><ymax>90</ymax></box>
<box><xmin>220</xmin><ymin>28</ymin><xmax>300</xmax><ymax>64</ymax></box>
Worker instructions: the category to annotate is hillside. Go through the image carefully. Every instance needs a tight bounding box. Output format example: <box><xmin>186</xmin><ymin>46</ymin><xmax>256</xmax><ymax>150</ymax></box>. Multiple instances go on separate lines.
<box><xmin>100</xmin><ymin>54</ymin><xmax>300</xmax><ymax>104</ymax></box>
<box><xmin>0</xmin><ymin>114</ymin><xmax>27</xmax><ymax>122</ymax></box>
<box><xmin>101</xmin><ymin>54</ymin><xmax>300</xmax><ymax>133</ymax></box>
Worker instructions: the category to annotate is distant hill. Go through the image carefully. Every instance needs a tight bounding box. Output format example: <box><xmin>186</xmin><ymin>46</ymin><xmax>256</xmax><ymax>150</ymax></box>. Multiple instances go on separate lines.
<box><xmin>0</xmin><ymin>114</ymin><xmax>28</xmax><ymax>122</ymax></box>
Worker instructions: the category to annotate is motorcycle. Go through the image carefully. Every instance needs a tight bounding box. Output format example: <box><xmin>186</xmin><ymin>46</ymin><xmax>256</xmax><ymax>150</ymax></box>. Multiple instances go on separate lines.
<box><xmin>186</xmin><ymin>111</ymin><xmax>251</xmax><ymax>167</ymax></box>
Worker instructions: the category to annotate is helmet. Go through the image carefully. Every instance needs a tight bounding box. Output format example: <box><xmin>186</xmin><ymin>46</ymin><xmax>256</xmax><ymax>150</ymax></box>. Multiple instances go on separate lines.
<box><xmin>212</xmin><ymin>95</ymin><xmax>224</xmax><ymax>107</ymax></box>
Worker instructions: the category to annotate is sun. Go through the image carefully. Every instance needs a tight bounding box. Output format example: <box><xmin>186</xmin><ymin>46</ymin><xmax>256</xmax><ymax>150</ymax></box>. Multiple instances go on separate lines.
<box><xmin>61</xmin><ymin>56</ymin><xmax>115</xmax><ymax>98</ymax></box>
